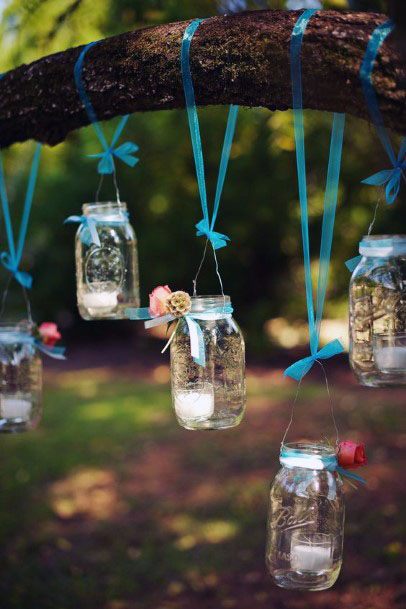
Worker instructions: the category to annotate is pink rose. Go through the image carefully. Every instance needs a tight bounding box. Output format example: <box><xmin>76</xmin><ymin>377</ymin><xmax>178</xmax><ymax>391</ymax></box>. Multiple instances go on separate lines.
<box><xmin>338</xmin><ymin>441</ymin><xmax>367</xmax><ymax>469</ymax></box>
<box><xmin>38</xmin><ymin>322</ymin><xmax>62</xmax><ymax>347</ymax></box>
<box><xmin>149</xmin><ymin>285</ymin><xmax>172</xmax><ymax>317</ymax></box>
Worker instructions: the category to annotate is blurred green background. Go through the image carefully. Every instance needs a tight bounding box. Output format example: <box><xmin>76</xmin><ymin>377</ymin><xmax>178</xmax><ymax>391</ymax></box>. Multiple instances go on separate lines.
<box><xmin>0</xmin><ymin>0</ymin><xmax>403</xmax><ymax>352</ymax></box>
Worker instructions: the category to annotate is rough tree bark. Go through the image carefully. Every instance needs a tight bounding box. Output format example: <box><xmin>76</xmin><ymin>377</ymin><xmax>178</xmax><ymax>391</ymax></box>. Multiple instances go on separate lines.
<box><xmin>0</xmin><ymin>9</ymin><xmax>404</xmax><ymax>148</ymax></box>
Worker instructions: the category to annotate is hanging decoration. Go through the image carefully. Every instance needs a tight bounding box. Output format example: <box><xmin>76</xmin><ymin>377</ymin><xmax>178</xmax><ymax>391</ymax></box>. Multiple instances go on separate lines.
<box><xmin>126</xmin><ymin>18</ymin><xmax>246</xmax><ymax>431</ymax></box>
<box><xmin>349</xmin><ymin>235</ymin><xmax>406</xmax><ymax>387</ymax></box>
<box><xmin>345</xmin><ymin>20</ymin><xmax>405</xmax><ymax>274</ymax></box>
<box><xmin>65</xmin><ymin>42</ymin><xmax>141</xmax><ymax>320</ymax></box>
<box><xmin>266</xmin><ymin>9</ymin><xmax>367</xmax><ymax>592</ymax></box>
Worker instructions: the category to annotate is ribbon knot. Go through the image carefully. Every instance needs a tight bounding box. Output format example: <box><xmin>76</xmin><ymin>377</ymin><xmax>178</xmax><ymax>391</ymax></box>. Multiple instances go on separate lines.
<box><xmin>88</xmin><ymin>141</ymin><xmax>139</xmax><ymax>175</ymax></box>
<box><xmin>284</xmin><ymin>339</ymin><xmax>344</xmax><ymax>382</ymax></box>
<box><xmin>362</xmin><ymin>152</ymin><xmax>406</xmax><ymax>204</ymax></box>
<box><xmin>64</xmin><ymin>215</ymin><xmax>101</xmax><ymax>247</ymax></box>
<box><xmin>195</xmin><ymin>219</ymin><xmax>230</xmax><ymax>250</ymax></box>
<box><xmin>0</xmin><ymin>252</ymin><xmax>33</xmax><ymax>289</ymax></box>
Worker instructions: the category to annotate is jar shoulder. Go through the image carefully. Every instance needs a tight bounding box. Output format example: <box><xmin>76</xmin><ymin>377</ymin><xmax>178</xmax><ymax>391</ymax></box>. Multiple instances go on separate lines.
<box><xmin>271</xmin><ymin>466</ymin><xmax>344</xmax><ymax>502</ymax></box>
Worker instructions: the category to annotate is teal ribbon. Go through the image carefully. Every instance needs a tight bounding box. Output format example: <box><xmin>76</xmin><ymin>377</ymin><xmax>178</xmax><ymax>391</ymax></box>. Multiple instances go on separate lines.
<box><xmin>33</xmin><ymin>339</ymin><xmax>66</xmax><ymax>360</ymax></box>
<box><xmin>0</xmin><ymin>144</ymin><xmax>42</xmax><ymax>289</ymax></box>
<box><xmin>280</xmin><ymin>446</ymin><xmax>366</xmax><ymax>484</ymax></box>
<box><xmin>360</xmin><ymin>20</ymin><xmax>405</xmax><ymax>204</ymax></box>
<box><xmin>181</xmin><ymin>19</ymin><xmax>239</xmax><ymax>250</ymax></box>
<box><xmin>345</xmin><ymin>254</ymin><xmax>362</xmax><ymax>273</ymax></box>
<box><xmin>126</xmin><ymin>304</ymin><xmax>233</xmax><ymax>367</ymax></box>
<box><xmin>64</xmin><ymin>215</ymin><xmax>101</xmax><ymax>247</ymax></box>
<box><xmin>284</xmin><ymin>9</ymin><xmax>345</xmax><ymax>381</ymax></box>
<box><xmin>74</xmin><ymin>41</ymin><xmax>139</xmax><ymax>175</ymax></box>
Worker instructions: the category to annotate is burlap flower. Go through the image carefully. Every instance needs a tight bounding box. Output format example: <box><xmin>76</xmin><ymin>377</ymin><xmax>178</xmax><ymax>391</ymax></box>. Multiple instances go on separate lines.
<box><xmin>166</xmin><ymin>291</ymin><xmax>192</xmax><ymax>317</ymax></box>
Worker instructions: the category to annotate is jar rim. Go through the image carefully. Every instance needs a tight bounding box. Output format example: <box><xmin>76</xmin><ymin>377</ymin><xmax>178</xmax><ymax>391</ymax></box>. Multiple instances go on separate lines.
<box><xmin>0</xmin><ymin>320</ymin><xmax>34</xmax><ymax>332</ymax></box>
<box><xmin>82</xmin><ymin>202</ymin><xmax>127</xmax><ymax>215</ymax></box>
<box><xmin>359</xmin><ymin>234</ymin><xmax>406</xmax><ymax>257</ymax></box>
<box><xmin>282</xmin><ymin>442</ymin><xmax>336</xmax><ymax>457</ymax></box>
<box><xmin>191</xmin><ymin>295</ymin><xmax>231</xmax><ymax>312</ymax></box>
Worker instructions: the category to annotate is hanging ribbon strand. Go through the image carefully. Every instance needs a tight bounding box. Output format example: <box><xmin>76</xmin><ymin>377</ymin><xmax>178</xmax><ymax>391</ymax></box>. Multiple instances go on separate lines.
<box><xmin>74</xmin><ymin>41</ymin><xmax>139</xmax><ymax>175</ymax></box>
<box><xmin>0</xmin><ymin>144</ymin><xmax>42</xmax><ymax>289</ymax></box>
<box><xmin>360</xmin><ymin>20</ymin><xmax>405</xmax><ymax>205</ymax></box>
<box><xmin>284</xmin><ymin>9</ymin><xmax>346</xmax><ymax>382</ymax></box>
<box><xmin>181</xmin><ymin>19</ymin><xmax>239</xmax><ymax>250</ymax></box>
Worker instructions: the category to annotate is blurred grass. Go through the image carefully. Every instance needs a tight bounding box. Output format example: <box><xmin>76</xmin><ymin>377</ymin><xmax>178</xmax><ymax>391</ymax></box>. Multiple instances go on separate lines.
<box><xmin>0</xmin><ymin>368</ymin><xmax>404</xmax><ymax>609</ymax></box>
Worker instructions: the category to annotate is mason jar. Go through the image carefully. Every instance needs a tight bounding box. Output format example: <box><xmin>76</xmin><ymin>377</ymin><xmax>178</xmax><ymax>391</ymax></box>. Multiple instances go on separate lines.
<box><xmin>0</xmin><ymin>322</ymin><xmax>42</xmax><ymax>433</ymax></box>
<box><xmin>170</xmin><ymin>295</ymin><xmax>246</xmax><ymax>430</ymax></box>
<box><xmin>75</xmin><ymin>202</ymin><xmax>140</xmax><ymax>320</ymax></box>
<box><xmin>349</xmin><ymin>235</ymin><xmax>406</xmax><ymax>387</ymax></box>
<box><xmin>266</xmin><ymin>443</ymin><xmax>345</xmax><ymax>591</ymax></box>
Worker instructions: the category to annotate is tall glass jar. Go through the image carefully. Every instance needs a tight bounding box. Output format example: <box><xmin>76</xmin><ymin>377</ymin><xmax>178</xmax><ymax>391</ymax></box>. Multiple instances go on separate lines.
<box><xmin>349</xmin><ymin>235</ymin><xmax>406</xmax><ymax>387</ymax></box>
<box><xmin>0</xmin><ymin>322</ymin><xmax>42</xmax><ymax>433</ymax></box>
<box><xmin>170</xmin><ymin>295</ymin><xmax>246</xmax><ymax>430</ymax></box>
<box><xmin>266</xmin><ymin>443</ymin><xmax>345</xmax><ymax>591</ymax></box>
<box><xmin>75</xmin><ymin>202</ymin><xmax>140</xmax><ymax>320</ymax></box>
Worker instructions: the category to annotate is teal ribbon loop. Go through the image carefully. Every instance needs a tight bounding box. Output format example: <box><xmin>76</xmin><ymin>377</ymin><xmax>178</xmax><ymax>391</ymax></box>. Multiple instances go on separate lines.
<box><xmin>126</xmin><ymin>304</ymin><xmax>233</xmax><ymax>367</ymax></box>
<box><xmin>284</xmin><ymin>338</ymin><xmax>344</xmax><ymax>381</ymax></box>
<box><xmin>195</xmin><ymin>219</ymin><xmax>230</xmax><ymax>250</ymax></box>
<box><xmin>181</xmin><ymin>20</ymin><xmax>238</xmax><ymax>251</ymax></box>
<box><xmin>362</xmin><ymin>155</ymin><xmax>406</xmax><ymax>205</ymax></box>
<box><xmin>345</xmin><ymin>254</ymin><xmax>362</xmax><ymax>273</ymax></box>
<box><xmin>74</xmin><ymin>41</ymin><xmax>139</xmax><ymax>175</ymax></box>
<box><xmin>87</xmin><ymin>141</ymin><xmax>139</xmax><ymax>175</ymax></box>
<box><xmin>33</xmin><ymin>339</ymin><xmax>66</xmax><ymax>360</ymax></box>
<box><xmin>0</xmin><ymin>252</ymin><xmax>33</xmax><ymax>289</ymax></box>
<box><xmin>280</xmin><ymin>447</ymin><xmax>366</xmax><ymax>485</ymax></box>
<box><xmin>64</xmin><ymin>215</ymin><xmax>101</xmax><ymax>247</ymax></box>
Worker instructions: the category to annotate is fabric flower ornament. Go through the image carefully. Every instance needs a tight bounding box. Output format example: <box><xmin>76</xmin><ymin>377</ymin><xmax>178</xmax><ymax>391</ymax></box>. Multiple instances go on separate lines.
<box><xmin>149</xmin><ymin>285</ymin><xmax>172</xmax><ymax>317</ymax></box>
<box><xmin>38</xmin><ymin>322</ymin><xmax>62</xmax><ymax>347</ymax></box>
<box><xmin>338</xmin><ymin>441</ymin><xmax>367</xmax><ymax>469</ymax></box>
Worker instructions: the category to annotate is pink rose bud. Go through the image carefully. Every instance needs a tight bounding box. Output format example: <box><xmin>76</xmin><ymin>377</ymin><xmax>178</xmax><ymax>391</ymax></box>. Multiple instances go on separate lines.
<box><xmin>338</xmin><ymin>441</ymin><xmax>367</xmax><ymax>469</ymax></box>
<box><xmin>38</xmin><ymin>322</ymin><xmax>62</xmax><ymax>347</ymax></box>
<box><xmin>149</xmin><ymin>285</ymin><xmax>172</xmax><ymax>317</ymax></box>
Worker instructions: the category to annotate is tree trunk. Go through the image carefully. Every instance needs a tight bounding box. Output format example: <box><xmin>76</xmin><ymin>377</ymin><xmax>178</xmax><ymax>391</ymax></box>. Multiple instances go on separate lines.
<box><xmin>0</xmin><ymin>9</ymin><xmax>404</xmax><ymax>148</ymax></box>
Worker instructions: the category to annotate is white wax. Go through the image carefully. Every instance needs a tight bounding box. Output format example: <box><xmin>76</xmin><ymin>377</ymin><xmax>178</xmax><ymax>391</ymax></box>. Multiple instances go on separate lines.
<box><xmin>174</xmin><ymin>391</ymin><xmax>215</xmax><ymax>420</ymax></box>
<box><xmin>291</xmin><ymin>544</ymin><xmax>333</xmax><ymax>572</ymax></box>
<box><xmin>82</xmin><ymin>291</ymin><xmax>118</xmax><ymax>313</ymax></box>
<box><xmin>375</xmin><ymin>346</ymin><xmax>406</xmax><ymax>372</ymax></box>
<box><xmin>1</xmin><ymin>397</ymin><xmax>32</xmax><ymax>421</ymax></box>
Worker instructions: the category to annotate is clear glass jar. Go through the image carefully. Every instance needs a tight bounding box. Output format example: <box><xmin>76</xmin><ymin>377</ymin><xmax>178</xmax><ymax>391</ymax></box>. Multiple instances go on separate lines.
<box><xmin>266</xmin><ymin>443</ymin><xmax>344</xmax><ymax>591</ymax></box>
<box><xmin>75</xmin><ymin>202</ymin><xmax>140</xmax><ymax>320</ymax></box>
<box><xmin>349</xmin><ymin>235</ymin><xmax>406</xmax><ymax>387</ymax></box>
<box><xmin>0</xmin><ymin>322</ymin><xmax>42</xmax><ymax>433</ymax></box>
<box><xmin>170</xmin><ymin>295</ymin><xmax>246</xmax><ymax>430</ymax></box>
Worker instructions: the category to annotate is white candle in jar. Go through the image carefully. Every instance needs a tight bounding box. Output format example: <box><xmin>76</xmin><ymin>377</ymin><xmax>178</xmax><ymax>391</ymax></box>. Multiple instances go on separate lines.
<box><xmin>374</xmin><ymin>346</ymin><xmax>406</xmax><ymax>372</ymax></box>
<box><xmin>1</xmin><ymin>396</ymin><xmax>32</xmax><ymax>421</ymax></box>
<box><xmin>291</xmin><ymin>543</ymin><xmax>333</xmax><ymax>572</ymax></box>
<box><xmin>82</xmin><ymin>291</ymin><xmax>118</xmax><ymax>313</ymax></box>
<box><xmin>174</xmin><ymin>391</ymin><xmax>215</xmax><ymax>420</ymax></box>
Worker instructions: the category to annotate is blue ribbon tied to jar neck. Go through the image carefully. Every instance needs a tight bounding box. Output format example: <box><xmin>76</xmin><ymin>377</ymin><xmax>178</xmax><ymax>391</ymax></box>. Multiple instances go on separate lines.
<box><xmin>280</xmin><ymin>446</ymin><xmax>366</xmax><ymax>484</ymax></box>
<box><xmin>126</xmin><ymin>304</ymin><xmax>233</xmax><ymax>367</ymax></box>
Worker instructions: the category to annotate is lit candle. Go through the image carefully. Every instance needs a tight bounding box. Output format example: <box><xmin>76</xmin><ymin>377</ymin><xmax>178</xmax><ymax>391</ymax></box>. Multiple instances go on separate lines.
<box><xmin>291</xmin><ymin>542</ymin><xmax>333</xmax><ymax>572</ymax></box>
<box><xmin>82</xmin><ymin>291</ymin><xmax>118</xmax><ymax>313</ymax></box>
<box><xmin>374</xmin><ymin>346</ymin><xmax>406</xmax><ymax>372</ymax></box>
<box><xmin>174</xmin><ymin>391</ymin><xmax>215</xmax><ymax>420</ymax></box>
<box><xmin>1</xmin><ymin>396</ymin><xmax>32</xmax><ymax>421</ymax></box>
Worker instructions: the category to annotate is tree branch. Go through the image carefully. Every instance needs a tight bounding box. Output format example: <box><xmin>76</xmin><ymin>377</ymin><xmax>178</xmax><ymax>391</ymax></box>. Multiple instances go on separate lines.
<box><xmin>0</xmin><ymin>9</ymin><xmax>404</xmax><ymax>148</ymax></box>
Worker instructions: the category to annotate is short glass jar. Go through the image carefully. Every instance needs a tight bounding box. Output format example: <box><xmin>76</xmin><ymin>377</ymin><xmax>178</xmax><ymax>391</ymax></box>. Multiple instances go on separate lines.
<box><xmin>266</xmin><ymin>443</ymin><xmax>344</xmax><ymax>591</ymax></box>
<box><xmin>0</xmin><ymin>322</ymin><xmax>42</xmax><ymax>433</ymax></box>
<box><xmin>170</xmin><ymin>295</ymin><xmax>246</xmax><ymax>430</ymax></box>
<box><xmin>75</xmin><ymin>202</ymin><xmax>140</xmax><ymax>320</ymax></box>
<box><xmin>349</xmin><ymin>235</ymin><xmax>406</xmax><ymax>387</ymax></box>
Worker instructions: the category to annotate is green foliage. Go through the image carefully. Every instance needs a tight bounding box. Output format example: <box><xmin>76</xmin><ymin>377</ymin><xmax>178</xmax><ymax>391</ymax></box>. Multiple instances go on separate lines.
<box><xmin>0</xmin><ymin>1</ymin><xmax>403</xmax><ymax>351</ymax></box>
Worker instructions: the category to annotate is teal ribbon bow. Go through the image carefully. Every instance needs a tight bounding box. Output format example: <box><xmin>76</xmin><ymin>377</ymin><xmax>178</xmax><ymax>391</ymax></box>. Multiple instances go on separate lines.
<box><xmin>64</xmin><ymin>215</ymin><xmax>101</xmax><ymax>247</ymax></box>
<box><xmin>362</xmin><ymin>143</ymin><xmax>406</xmax><ymax>204</ymax></box>
<box><xmin>360</xmin><ymin>20</ymin><xmax>405</xmax><ymax>204</ymax></box>
<box><xmin>74</xmin><ymin>41</ymin><xmax>139</xmax><ymax>175</ymax></box>
<box><xmin>284</xmin><ymin>339</ymin><xmax>344</xmax><ymax>382</ymax></box>
<box><xmin>280</xmin><ymin>446</ymin><xmax>366</xmax><ymax>485</ymax></box>
<box><xmin>345</xmin><ymin>254</ymin><xmax>362</xmax><ymax>273</ymax></box>
<box><xmin>126</xmin><ymin>304</ymin><xmax>233</xmax><ymax>367</ymax></box>
<box><xmin>0</xmin><ymin>143</ymin><xmax>42</xmax><ymax>289</ymax></box>
<box><xmin>284</xmin><ymin>9</ymin><xmax>345</xmax><ymax>382</ymax></box>
<box><xmin>181</xmin><ymin>19</ymin><xmax>238</xmax><ymax>250</ymax></box>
